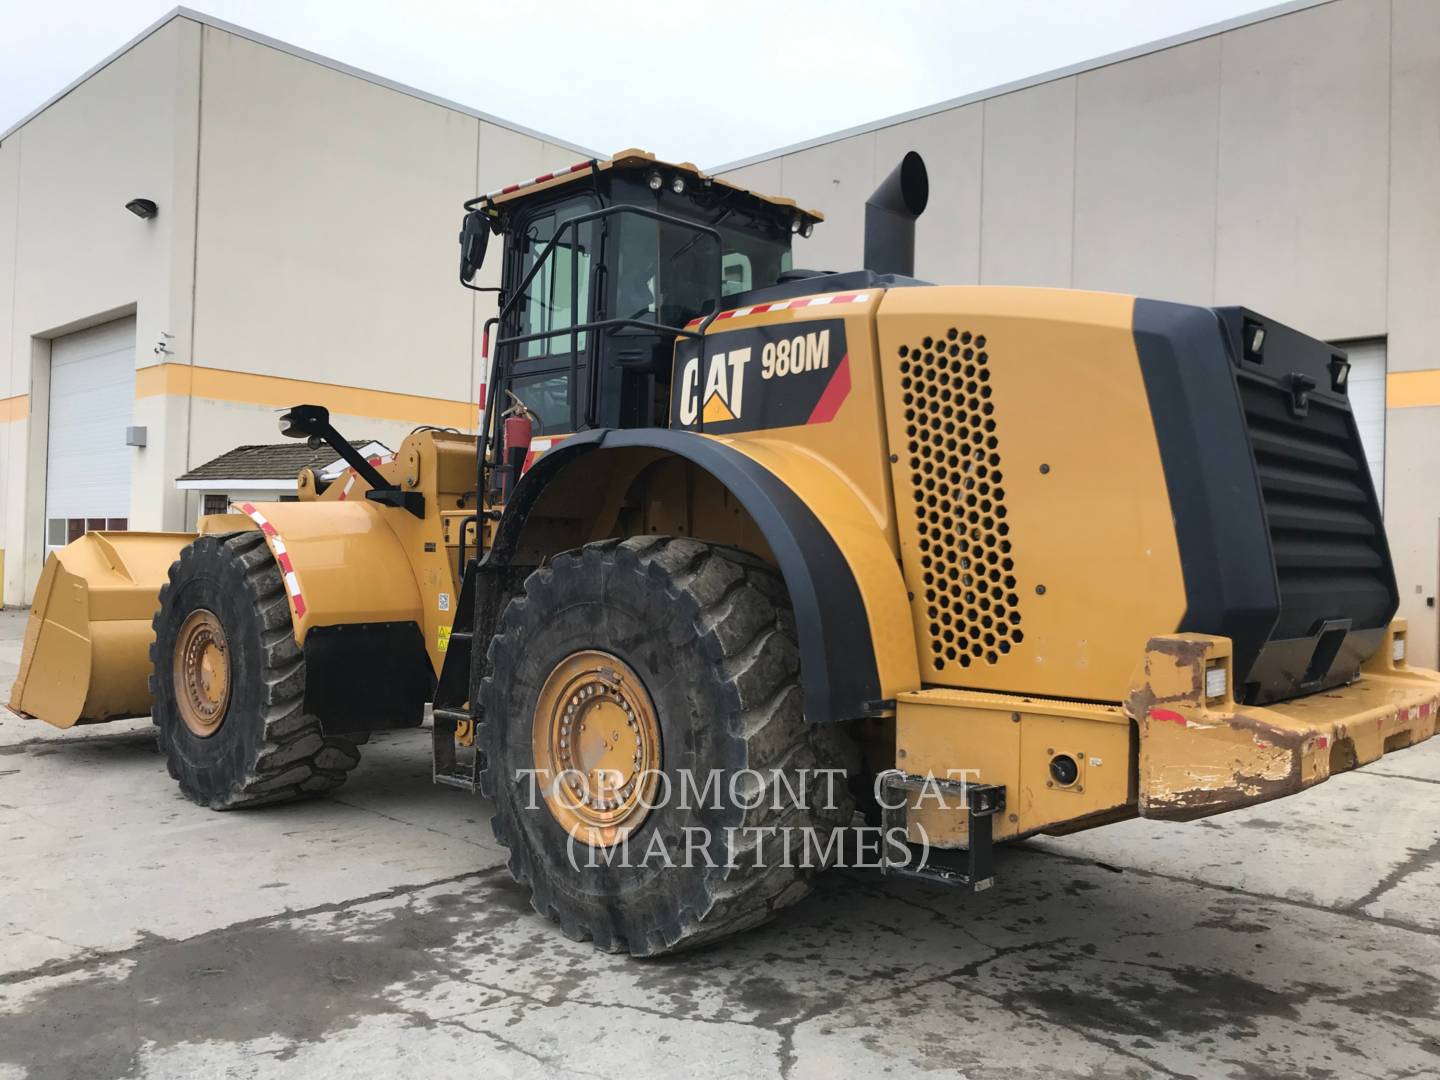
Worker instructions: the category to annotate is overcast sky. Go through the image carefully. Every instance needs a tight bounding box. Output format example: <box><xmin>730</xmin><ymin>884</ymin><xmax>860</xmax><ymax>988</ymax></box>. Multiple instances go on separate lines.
<box><xmin>2</xmin><ymin>0</ymin><xmax>1293</xmax><ymax>166</ymax></box>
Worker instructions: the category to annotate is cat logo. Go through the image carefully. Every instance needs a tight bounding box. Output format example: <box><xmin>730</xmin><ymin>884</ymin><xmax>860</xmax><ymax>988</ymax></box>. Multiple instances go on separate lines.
<box><xmin>670</xmin><ymin>318</ymin><xmax>850</xmax><ymax>435</ymax></box>
<box><xmin>677</xmin><ymin>347</ymin><xmax>752</xmax><ymax>426</ymax></box>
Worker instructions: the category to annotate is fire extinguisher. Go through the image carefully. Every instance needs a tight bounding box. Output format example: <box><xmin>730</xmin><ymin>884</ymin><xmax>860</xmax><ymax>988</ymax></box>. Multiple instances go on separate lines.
<box><xmin>497</xmin><ymin>392</ymin><xmax>536</xmax><ymax>501</ymax></box>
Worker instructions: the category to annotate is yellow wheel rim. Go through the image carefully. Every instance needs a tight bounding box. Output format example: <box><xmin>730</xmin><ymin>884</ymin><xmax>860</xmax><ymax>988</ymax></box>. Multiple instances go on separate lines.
<box><xmin>174</xmin><ymin>609</ymin><xmax>231</xmax><ymax>738</ymax></box>
<box><xmin>532</xmin><ymin>650</ymin><xmax>662</xmax><ymax>848</ymax></box>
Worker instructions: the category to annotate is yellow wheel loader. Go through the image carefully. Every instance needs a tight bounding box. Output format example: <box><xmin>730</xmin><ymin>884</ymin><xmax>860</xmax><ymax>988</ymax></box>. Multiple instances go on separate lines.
<box><xmin>11</xmin><ymin>149</ymin><xmax>1440</xmax><ymax>955</ymax></box>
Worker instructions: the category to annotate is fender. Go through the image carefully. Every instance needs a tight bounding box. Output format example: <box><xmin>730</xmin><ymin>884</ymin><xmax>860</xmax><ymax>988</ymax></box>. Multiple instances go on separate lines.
<box><xmin>200</xmin><ymin>501</ymin><xmax>433</xmax><ymax>733</ymax></box>
<box><xmin>202</xmin><ymin>501</ymin><xmax>425</xmax><ymax>643</ymax></box>
<box><xmin>483</xmin><ymin>428</ymin><xmax>920</xmax><ymax>723</ymax></box>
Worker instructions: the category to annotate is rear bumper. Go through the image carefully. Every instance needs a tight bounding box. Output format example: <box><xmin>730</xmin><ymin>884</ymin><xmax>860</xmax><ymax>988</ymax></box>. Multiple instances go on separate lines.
<box><xmin>1129</xmin><ymin>621</ymin><xmax>1439</xmax><ymax>821</ymax></box>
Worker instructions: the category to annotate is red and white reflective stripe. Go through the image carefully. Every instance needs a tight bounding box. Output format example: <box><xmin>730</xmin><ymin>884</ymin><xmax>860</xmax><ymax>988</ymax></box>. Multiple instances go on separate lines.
<box><xmin>477</xmin><ymin>353</ymin><xmax>492</xmax><ymax>411</ymax></box>
<box><xmin>236</xmin><ymin>502</ymin><xmax>307</xmax><ymax>619</ymax></box>
<box><xmin>483</xmin><ymin>159</ymin><xmax>595</xmax><ymax>200</ymax></box>
<box><xmin>685</xmin><ymin>292</ymin><xmax>871</xmax><ymax>330</ymax></box>
<box><xmin>522</xmin><ymin>434</ymin><xmax>563</xmax><ymax>473</ymax></box>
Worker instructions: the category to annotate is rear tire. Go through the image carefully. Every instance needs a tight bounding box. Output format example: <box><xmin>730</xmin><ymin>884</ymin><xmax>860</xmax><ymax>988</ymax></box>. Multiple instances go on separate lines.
<box><xmin>479</xmin><ymin>536</ymin><xmax>855</xmax><ymax>956</ymax></box>
<box><xmin>150</xmin><ymin>532</ymin><xmax>361</xmax><ymax>809</ymax></box>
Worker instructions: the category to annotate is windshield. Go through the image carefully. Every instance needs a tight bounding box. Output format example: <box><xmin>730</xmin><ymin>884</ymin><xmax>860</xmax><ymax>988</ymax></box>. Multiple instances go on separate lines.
<box><xmin>612</xmin><ymin>213</ymin><xmax>723</xmax><ymax>328</ymax></box>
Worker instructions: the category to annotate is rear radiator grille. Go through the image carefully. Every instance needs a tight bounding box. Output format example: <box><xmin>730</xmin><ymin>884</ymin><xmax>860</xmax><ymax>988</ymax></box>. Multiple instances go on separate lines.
<box><xmin>898</xmin><ymin>328</ymin><xmax>1022</xmax><ymax>670</ymax></box>
<box><xmin>1235</xmin><ymin>372</ymin><xmax>1391</xmax><ymax>638</ymax></box>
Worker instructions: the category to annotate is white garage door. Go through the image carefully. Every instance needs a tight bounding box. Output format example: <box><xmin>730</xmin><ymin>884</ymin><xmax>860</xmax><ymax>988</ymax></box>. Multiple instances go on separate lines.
<box><xmin>45</xmin><ymin>316</ymin><xmax>136</xmax><ymax>555</ymax></box>
<box><xmin>1340</xmin><ymin>338</ymin><xmax>1386</xmax><ymax>509</ymax></box>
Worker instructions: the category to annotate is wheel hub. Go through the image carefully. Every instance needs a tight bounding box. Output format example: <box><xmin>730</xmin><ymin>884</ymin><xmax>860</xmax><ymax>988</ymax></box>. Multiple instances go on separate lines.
<box><xmin>532</xmin><ymin>650</ymin><xmax>661</xmax><ymax>847</ymax></box>
<box><xmin>174</xmin><ymin>609</ymin><xmax>231</xmax><ymax>738</ymax></box>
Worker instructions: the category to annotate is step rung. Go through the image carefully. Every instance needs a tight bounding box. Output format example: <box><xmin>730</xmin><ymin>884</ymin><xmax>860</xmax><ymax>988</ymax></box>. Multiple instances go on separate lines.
<box><xmin>433</xmin><ymin>773</ymin><xmax>479</xmax><ymax>792</ymax></box>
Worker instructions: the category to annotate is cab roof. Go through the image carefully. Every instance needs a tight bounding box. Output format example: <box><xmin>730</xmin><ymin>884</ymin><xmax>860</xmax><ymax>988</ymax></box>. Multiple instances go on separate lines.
<box><xmin>478</xmin><ymin>148</ymin><xmax>824</xmax><ymax>225</ymax></box>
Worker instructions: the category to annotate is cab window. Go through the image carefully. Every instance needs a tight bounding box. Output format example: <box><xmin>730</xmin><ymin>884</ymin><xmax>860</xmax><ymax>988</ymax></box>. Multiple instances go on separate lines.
<box><xmin>507</xmin><ymin>196</ymin><xmax>597</xmax><ymax>431</ymax></box>
<box><xmin>716</xmin><ymin>221</ymin><xmax>792</xmax><ymax>298</ymax></box>
<box><xmin>517</xmin><ymin>199</ymin><xmax>595</xmax><ymax>359</ymax></box>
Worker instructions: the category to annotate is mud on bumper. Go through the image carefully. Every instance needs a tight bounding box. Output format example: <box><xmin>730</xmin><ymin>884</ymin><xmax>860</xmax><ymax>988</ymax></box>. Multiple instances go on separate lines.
<box><xmin>1128</xmin><ymin>620</ymin><xmax>1440</xmax><ymax>821</ymax></box>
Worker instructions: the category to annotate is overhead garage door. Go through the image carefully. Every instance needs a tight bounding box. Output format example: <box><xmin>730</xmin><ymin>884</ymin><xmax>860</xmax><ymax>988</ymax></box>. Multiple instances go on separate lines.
<box><xmin>1339</xmin><ymin>338</ymin><xmax>1386</xmax><ymax>510</ymax></box>
<box><xmin>45</xmin><ymin>316</ymin><xmax>136</xmax><ymax>555</ymax></box>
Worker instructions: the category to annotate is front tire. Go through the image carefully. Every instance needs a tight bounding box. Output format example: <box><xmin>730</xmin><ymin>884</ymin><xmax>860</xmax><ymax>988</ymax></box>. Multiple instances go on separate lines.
<box><xmin>479</xmin><ymin>536</ymin><xmax>854</xmax><ymax>956</ymax></box>
<box><xmin>150</xmin><ymin>532</ymin><xmax>361</xmax><ymax>809</ymax></box>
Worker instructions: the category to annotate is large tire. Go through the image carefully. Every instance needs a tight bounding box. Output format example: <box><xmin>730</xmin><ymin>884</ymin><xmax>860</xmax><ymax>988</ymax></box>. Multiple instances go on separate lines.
<box><xmin>150</xmin><ymin>531</ymin><xmax>362</xmax><ymax>809</ymax></box>
<box><xmin>479</xmin><ymin>536</ymin><xmax>855</xmax><ymax>956</ymax></box>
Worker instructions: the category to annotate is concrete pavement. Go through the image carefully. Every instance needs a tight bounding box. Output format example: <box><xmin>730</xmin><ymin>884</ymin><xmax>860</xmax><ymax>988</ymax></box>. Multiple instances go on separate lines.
<box><xmin>1</xmin><ymin>607</ymin><xmax>1438</xmax><ymax>1079</ymax></box>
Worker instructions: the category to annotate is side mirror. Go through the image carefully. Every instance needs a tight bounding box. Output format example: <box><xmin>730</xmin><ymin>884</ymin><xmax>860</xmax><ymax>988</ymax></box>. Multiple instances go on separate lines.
<box><xmin>279</xmin><ymin>403</ymin><xmax>330</xmax><ymax>440</ymax></box>
<box><xmin>459</xmin><ymin>210</ymin><xmax>491</xmax><ymax>284</ymax></box>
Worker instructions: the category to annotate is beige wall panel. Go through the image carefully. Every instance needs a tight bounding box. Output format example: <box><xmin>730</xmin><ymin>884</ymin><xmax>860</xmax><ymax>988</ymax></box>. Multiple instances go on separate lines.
<box><xmin>980</xmin><ymin>79</ymin><xmax>1076</xmax><ymax>288</ymax></box>
<box><xmin>0</xmin><ymin>139</ymin><xmax>18</xmax><ymax>395</ymax></box>
<box><xmin>780</xmin><ymin>133</ymin><xmax>875</xmax><ymax>272</ymax></box>
<box><xmin>185</xmin><ymin>396</ymin><xmax>420</xmax><ymax>480</ymax></box>
<box><xmin>541</xmin><ymin>141</ymin><xmax>589</xmax><ymax>171</ymax></box>
<box><xmin>193</xmin><ymin>28</ymin><xmax>481</xmax><ymax>404</ymax></box>
<box><xmin>131</xmin><ymin>390</ymin><xmax>192</xmax><ymax>533</ymax></box>
<box><xmin>875</xmin><ymin>105</ymin><xmax>981</xmax><ymax>284</ymax></box>
<box><xmin>478</xmin><ymin>120</ymin><xmax>553</xmax><ymax>191</ymax></box>
<box><xmin>1214</xmin><ymin>0</ymin><xmax>1390</xmax><ymax>339</ymax></box>
<box><xmin>1</xmin><ymin>136</ymin><xmax>17</xmax><ymax>597</ymax></box>
<box><xmin>716</xmin><ymin>159</ymin><xmax>782</xmax><ymax>202</ymax></box>
<box><xmin>1384</xmin><ymin>406</ymin><xmax>1440</xmax><ymax>668</ymax></box>
<box><xmin>1073</xmin><ymin>38</ymin><xmax>1221</xmax><ymax>304</ymax></box>
<box><xmin>163</xmin><ymin>20</ymin><xmax>203</xmax><ymax>374</ymax></box>
<box><xmin>1</xmin><ymin>417</ymin><xmax>22</xmax><ymax>604</ymax></box>
<box><xmin>466</xmin><ymin>120</ymin><xmax>561</xmax><ymax>411</ymax></box>
<box><xmin>9</xmin><ymin>20</ymin><xmax>193</xmax><ymax>364</ymax></box>
<box><xmin>4</xmin><ymin>19</ymin><xmax>201</xmax><ymax>592</ymax></box>
<box><xmin>1389</xmin><ymin>0</ymin><xmax>1440</xmax><ymax>373</ymax></box>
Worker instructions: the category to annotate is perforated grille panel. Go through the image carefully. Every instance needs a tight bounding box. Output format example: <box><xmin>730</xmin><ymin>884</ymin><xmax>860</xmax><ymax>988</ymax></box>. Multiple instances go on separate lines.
<box><xmin>897</xmin><ymin>328</ymin><xmax>1022</xmax><ymax>671</ymax></box>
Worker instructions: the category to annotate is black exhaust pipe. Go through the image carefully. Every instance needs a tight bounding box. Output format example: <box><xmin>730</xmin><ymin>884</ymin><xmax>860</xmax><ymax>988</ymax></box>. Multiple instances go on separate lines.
<box><xmin>864</xmin><ymin>151</ymin><xmax>929</xmax><ymax>277</ymax></box>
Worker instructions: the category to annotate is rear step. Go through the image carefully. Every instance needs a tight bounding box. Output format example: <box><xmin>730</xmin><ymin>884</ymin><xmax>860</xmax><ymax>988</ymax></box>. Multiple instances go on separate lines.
<box><xmin>432</xmin><ymin>706</ymin><xmax>482</xmax><ymax>791</ymax></box>
<box><xmin>431</xmin><ymin>559</ymin><xmax>482</xmax><ymax>792</ymax></box>
<box><xmin>879</xmin><ymin>774</ymin><xmax>1005</xmax><ymax>891</ymax></box>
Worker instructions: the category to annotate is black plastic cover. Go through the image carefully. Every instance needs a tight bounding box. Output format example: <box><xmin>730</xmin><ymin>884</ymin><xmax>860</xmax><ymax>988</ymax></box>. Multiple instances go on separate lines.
<box><xmin>1134</xmin><ymin>300</ymin><xmax>1397</xmax><ymax>705</ymax></box>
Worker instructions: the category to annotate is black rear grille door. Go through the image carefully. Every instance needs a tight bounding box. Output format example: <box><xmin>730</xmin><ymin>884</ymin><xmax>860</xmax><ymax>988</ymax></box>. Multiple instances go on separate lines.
<box><xmin>1222</xmin><ymin>308</ymin><xmax>1397</xmax><ymax>701</ymax></box>
<box><xmin>1134</xmin><ymin>300</ymin><xmax>1397</xmax><ymax>707</ymax></box>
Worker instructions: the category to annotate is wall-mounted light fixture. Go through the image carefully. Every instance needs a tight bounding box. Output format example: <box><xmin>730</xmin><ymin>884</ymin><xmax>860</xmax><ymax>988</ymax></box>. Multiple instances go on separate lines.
<box><xmin>125</xmin><ymin>198</ymin><xmax>158</xmax><ymax>219</ymax></box>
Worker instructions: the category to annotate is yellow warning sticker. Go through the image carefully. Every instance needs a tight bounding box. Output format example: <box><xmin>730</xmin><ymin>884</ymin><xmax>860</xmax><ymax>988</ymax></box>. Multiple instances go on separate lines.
<box><xmin>437</xmin><ymin>625</ymin><xmax>451</xmax><ymax>653</ymax></box>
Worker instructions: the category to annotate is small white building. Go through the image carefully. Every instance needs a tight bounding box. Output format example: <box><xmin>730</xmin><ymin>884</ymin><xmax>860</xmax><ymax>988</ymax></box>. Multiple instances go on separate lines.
<box><xmin>173</xmin><ymin>439</ymin><xmax>391</xmax><ymax>529</ymax></box>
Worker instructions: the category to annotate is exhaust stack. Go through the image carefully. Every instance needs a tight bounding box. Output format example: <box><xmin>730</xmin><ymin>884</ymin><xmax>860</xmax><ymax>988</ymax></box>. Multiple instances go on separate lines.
<box><xmin>863</xmin><ymin>151</ymin><xmax>929</xmax><ymax>277</ymax></box>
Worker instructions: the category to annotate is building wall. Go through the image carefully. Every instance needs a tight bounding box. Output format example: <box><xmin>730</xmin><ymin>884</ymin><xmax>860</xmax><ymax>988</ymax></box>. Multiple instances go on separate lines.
<box><xmin>0</xmin><ymin>17</ymin><xmax>201</xmax><ymax>603</ymax></box>
<box><xmin>718</xmin><ymin>0</ymin><xmax>1440</xmax><ymax>666</ymax></box>
<box><xmin>0</xmin><ymin>15</ymin><xmax>584</xmax><ymax>602</ymax></box>
<box><xmin>152</xmin><ymin>24</ymin><xmax>582</xmax><ymax>534</ymax></box>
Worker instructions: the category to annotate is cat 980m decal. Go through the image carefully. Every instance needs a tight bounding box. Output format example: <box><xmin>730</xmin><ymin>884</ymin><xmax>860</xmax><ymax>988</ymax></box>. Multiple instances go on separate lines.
<box><xmin>670</xmin><ymin>318</ymin><xmax>851</xmax><ymax>434</ymax></box>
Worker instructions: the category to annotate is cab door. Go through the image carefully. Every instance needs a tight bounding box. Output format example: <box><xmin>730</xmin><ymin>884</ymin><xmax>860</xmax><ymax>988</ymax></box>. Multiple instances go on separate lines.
<box><xmin>502</xmin><ymin>194</ymin><xmax>601</xmax><ymax>436</ymax></box>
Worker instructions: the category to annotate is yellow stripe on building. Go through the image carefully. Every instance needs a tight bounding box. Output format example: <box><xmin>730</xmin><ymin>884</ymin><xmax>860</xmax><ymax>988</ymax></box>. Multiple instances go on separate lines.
<box><xmin>133</xmin><ymin>364</ymin><xmax>477</xmax><ymax>428</ymax></box>
<box><xmin>1387</xmin><ymin>369</ymin><xmax>1440</xmax><ymax>409</ymax></box>
<box><xmin>0</xmin><ymin>395</ymin><xmax>29</xmax><ymax>423</ymax></box>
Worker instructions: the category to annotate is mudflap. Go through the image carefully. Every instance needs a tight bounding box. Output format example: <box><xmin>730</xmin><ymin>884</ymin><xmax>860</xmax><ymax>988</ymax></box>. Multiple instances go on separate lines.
<box><xmin>7</xmin><ymin>532</ymin><xmax>194</xmax><ymax>728</ymax></box>
<box><xmin>1127</xmin><ymin>620</ymin><xmax>1440</xmax><ymax>821</ymax></box>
